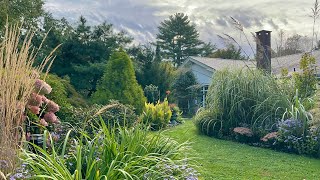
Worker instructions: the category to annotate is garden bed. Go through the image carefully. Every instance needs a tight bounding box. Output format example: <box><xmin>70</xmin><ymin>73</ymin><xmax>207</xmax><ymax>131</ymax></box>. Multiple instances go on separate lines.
<box><xmin>163</xmin><ymin>120</ymin><xmax>320</xmax><ymax>179</ymax></box>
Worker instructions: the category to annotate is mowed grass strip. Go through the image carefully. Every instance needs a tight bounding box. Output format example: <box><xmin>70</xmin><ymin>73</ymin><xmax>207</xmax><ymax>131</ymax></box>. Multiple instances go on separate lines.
<box><xmin>163</xmin><ymin>120</ymin><xmax>320</xmax><ymax>180</ymax></box>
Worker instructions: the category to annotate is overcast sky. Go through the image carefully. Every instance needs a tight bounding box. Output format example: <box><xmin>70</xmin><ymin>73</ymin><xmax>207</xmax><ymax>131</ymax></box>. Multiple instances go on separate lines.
<box><xmin>44</xmin><ymin>0</ymin><xmax>317</xmax><ymax>53</ymax></box>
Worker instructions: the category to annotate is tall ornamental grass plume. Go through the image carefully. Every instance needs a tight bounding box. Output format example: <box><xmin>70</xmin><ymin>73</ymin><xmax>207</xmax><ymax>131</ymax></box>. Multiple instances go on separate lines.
<box><xmin>22</xmin><ymin>118</ymin><xmax>195</xmax><ymax>179</ymax></box>
<box><xmin>0</xmin><ymin>23</ymin><xmax>58</xmax><ymax>175</ymax></box>
<box><xmin>195</xmin><ymin>69</ymin><xmax>293</xmax><ymax>137</ymax></box>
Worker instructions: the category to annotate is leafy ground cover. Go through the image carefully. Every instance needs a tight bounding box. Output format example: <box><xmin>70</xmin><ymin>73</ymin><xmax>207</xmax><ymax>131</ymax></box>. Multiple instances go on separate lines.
<box><xmin>163</xmin><ymin>120</ymin><xmax>320</xmax><ymax>179</ymax></box>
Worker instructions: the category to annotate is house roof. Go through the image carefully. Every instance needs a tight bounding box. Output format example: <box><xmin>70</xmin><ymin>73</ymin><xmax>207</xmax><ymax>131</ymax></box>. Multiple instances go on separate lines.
<box><xmin>271</xmin><ymin>51</ymin><xmax>320</xmax><ymax>74</ymax></box>
<box><xmin>187</xmin><ymin>57</ymin><xmax>256</xmax><ymax>71</ymax></box>
<box><xmin>186</xmin><ymin>51</ymin><xmax>320</xmax><ymax>75</ymax></box>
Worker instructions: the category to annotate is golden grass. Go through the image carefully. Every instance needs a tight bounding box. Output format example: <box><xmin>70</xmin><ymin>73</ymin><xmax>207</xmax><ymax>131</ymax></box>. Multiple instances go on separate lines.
<box><xmin>0</xmin><ymin>23</ymin><xmax>58</xmax><ymax>175</ymax></box>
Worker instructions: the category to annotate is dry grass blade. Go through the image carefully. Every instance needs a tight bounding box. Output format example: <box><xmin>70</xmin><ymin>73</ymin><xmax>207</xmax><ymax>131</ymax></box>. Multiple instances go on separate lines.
<box><xmin>217</xmin><ymin>34</ymin><xmax>232</xmax><ymax>46</ymax></box>
<box><xmin>228</xmin><ymin>17</ymin><xmax>256</xmax><ymax>57</ymax></box>
<box><xmin>220</xmin><ymin>33</ymin><xmax>255</xmax><ymax>69</ymax></box>
<box><xmin>230</xmin><ymin>16</ymin><xmax>243</xmax><ymax>32</ymax></box>
<box><xmin>310</xmin><ymin>0</ymin><xmax>320</xmax><ymax>19</ymax></box>
<box><xmin>310</xmin><ymin>0</ymin><xmax>320</xmax><ymax>50</ymax></box>
<box><xmin>0</xmin><ymin>23</ymin><xmax>58</xmax><ymax>175</ymax></box>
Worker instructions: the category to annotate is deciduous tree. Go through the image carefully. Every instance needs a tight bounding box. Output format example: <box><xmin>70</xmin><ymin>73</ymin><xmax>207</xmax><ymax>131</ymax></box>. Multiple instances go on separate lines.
<box><xmin>0</xmin><ymin>0</ymin><xmax>44</xmax><ymax>30</ymax></box>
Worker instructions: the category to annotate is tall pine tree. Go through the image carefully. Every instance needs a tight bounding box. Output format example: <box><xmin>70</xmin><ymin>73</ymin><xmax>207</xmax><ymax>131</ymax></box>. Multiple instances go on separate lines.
<box><xmin>157</xmin><ymin>13</ymin><xmax>203</xmax><ymax>66</ymax></box>
<box><xmin>91</xmin><ymin>50</ymin><xmax>146</xmax><ymax>114</ymax></box>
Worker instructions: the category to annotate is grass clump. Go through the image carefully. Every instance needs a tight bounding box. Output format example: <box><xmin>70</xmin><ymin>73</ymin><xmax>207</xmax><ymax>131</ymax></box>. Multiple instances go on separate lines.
<box><xmin>22</xmin><ymin>117</ymin><xmax>193</xmax><ymax>179</ymax></box>
<box><xmin>194</xmin><ymin>69</ymin><xmax>293</xmax><ymax>137</ymax></box>
<box><xmin>0</xmin><ymin>23</ymin><xmax>57</xmax><ymax>175</ymax></box>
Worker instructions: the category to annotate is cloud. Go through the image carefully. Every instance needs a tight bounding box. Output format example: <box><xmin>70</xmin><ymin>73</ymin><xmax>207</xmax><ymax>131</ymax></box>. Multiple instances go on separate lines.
<box><xmin>44</xmin><ymin>0</ymin><xmax>317</xmax><ymax>54</ymax></box>
<box><xmin>45</xmin><ymin>0</ymin><xmax>162</xmax><ymax>43</ymax></box>
<box><xmin>268</xmin><ymin>19</ymin><xmax>279</xmax><ymax>30</ymax></box>
<box><xmin>215</xmin><ymin>17</ymin><xmax>228</xmax><ymax>27</ymax></box>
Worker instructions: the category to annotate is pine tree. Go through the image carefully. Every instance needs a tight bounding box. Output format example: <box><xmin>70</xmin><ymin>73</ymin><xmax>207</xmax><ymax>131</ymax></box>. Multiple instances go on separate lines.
<box><xmin>91</xmin><ymin>50</ymin><xmax>146</xmax><ymax>114</ymax></box>
<box><xmin>210</xmin><ymin>44</ymin><xmax>248</xmax><ymax>60</ymax></box>
<box><xmin>157</xmin><ymin>13</ymin><xmax>203</xmax><ymax>66</ymax></box>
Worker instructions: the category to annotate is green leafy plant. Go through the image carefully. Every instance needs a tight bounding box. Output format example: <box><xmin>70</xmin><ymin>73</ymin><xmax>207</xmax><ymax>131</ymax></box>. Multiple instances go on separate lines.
<box><xmin>66</xmin><ymin>101</ymin><xmax>138</xmax><ymax>129</ymax></box>
<box><xmin>170</xmin><ymin>104</ymin><xmax>184</xmax><ymax>124</ymax></box>
<box><xmin>172</xmin><ymin>70</ymin><xmax>199</xmax><ymax>116</ymax></box>
<box><xmin>144</xmin><ymin>84</ymin><xmax>160</xmax><ymax>104</ymax></box>
<box><xmin>273</xmin><ymin>91</ymin><xmax>320</xmax><ymax>157</ymax></box>
<box><xmin>194</xmin><ymin>108</ymin><xmax>222</xmax><ymax>137</ymax></box>
<box><xmin>282</xmin><ymin>91</ymin><xmax>314</xmax><ymax>132</ymax></box>
<box><xmin>140</xmin><ymin>98</ymin><xmax>172</xmax><ymax>130</ymax></box>
<box><xmin>43</xmin><ymin>74</ymin><xmax>74</xmax><ymax>122</ymax></box>
<box><xmin>293</xmin><ymin>53</ymin><xmax>317</xmax><ymax>98</ymax></box>
<box><xmin>276</xmin><ymin>119</ymin><xmax>320</xmax><ymax>156</ymax></box>
<box><xmin>22</xmin><ymin>118</ymin><xmax>193</xmax><ymax>179</ymax></box>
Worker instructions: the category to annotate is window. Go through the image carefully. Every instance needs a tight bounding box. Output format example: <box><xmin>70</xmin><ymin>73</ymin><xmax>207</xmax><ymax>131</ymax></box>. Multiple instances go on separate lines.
<box><xmin>201</xmin><ymin>85</ymin><xmax>209</xmax><ymax>107</ymax></box>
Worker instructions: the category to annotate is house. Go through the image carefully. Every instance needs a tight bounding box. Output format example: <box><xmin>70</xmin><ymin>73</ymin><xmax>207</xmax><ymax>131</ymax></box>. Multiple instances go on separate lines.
<box><xmin>182</xmin><ymin>49</ymin><xmax>320</xmax><ymax>107</ymax></box>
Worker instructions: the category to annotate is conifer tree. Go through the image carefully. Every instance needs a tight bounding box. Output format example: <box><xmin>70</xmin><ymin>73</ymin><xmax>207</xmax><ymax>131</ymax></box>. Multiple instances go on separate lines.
<box><xmin>157</xmin><ymin>13</ymin><xmax>203</xmax><ymax>66</ymax></box>
<box><xmin>91</xmin><ymin>50</ymin><xmax>146</xmax><ymax>113</ymax></box>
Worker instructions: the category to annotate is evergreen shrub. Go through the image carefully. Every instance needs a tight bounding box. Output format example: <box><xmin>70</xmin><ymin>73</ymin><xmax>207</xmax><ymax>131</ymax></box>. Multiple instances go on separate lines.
<box><xmin>92</xmin><ymin>50</ymin><xmax>146</xmax><ymax>114</ymax></box>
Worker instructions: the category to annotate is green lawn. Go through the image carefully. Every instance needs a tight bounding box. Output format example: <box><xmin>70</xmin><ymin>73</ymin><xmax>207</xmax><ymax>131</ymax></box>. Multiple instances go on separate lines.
<box><xmin>163</xmin><ymin>120</ymin><xmax>320</xmax><ymax>180</ymax></box>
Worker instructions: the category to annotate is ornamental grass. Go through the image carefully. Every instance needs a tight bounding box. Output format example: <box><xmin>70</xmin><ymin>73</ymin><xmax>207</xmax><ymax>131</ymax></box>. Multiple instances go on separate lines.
<box><xmin>0</xmin><ymin>23</ymin><xmax>58</xmax><ymax>176</ymax></box>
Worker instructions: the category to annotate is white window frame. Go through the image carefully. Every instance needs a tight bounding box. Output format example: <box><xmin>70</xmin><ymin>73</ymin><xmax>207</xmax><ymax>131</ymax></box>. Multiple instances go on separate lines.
<box><xmin>201</xmin><ymin>84</ymin><xmax>209</xmax><ymax>107</ymax></box>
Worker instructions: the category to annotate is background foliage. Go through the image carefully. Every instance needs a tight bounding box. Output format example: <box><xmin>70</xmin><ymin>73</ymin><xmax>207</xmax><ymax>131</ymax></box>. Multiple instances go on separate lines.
<box><xmin>172</xmin><ymin>70</ymin><xmax>199</xmax><ymax>116</ymax></box>
<box><xmin>0</xmin><ymin>0</ymin><xmax>44</xmax><ymax>30</ymax></box>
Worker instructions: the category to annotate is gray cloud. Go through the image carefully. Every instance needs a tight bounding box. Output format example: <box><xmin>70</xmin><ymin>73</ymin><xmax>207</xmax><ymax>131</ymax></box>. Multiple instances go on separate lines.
<box><xmin>45</xmin><ymin>0</ymin><xmax>162</xmax><ymax>43</ymax></box>
<box><xmin>268</xmin><ymin>19</ymin><xmax>279</xmax><ymax>30</ymax></box>
<box><xmin>216</xmin><ymin>17</ymin><xmax>228</xmax><ymax>27</ymax></box>
<box><xmin>45</xmin><ymin>0</ymin><xmax>317</xmax><ymax>54</ymax></box>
